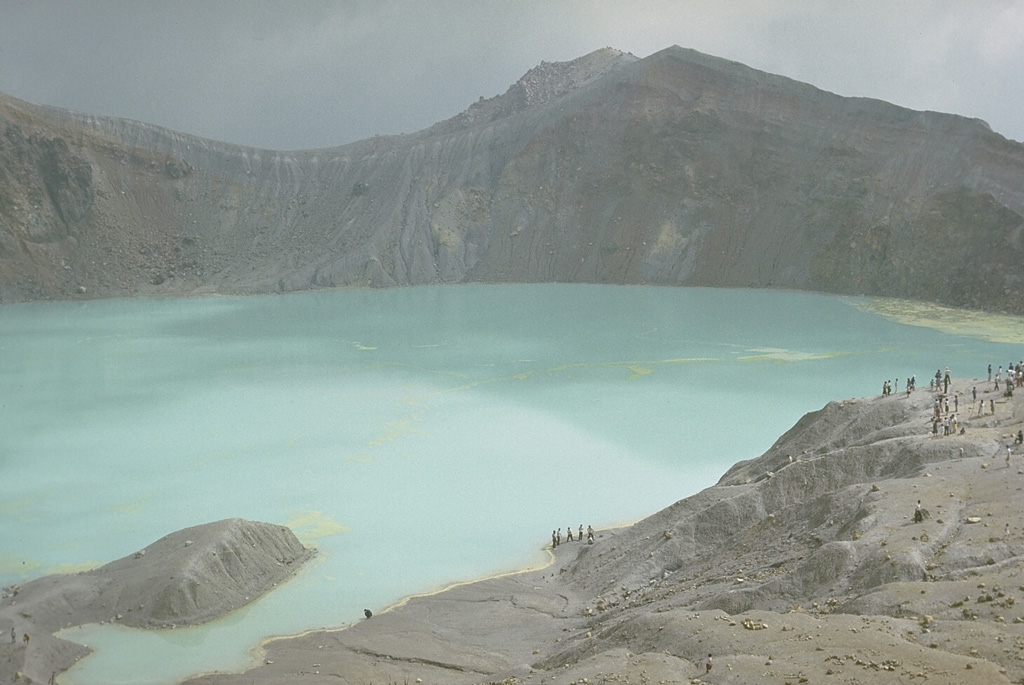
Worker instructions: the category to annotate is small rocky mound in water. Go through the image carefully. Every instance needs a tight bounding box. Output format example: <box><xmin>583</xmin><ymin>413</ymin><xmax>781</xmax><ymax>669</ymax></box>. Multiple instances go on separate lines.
<box><xmin>0</xmin><ymin>518</ymin><xmax>312</xmax><ymax>683</ymax></box>
<box><xmin>96</xmin><ymin>517</ymin><xmax>313</xmax><ymax>628</ymax></box>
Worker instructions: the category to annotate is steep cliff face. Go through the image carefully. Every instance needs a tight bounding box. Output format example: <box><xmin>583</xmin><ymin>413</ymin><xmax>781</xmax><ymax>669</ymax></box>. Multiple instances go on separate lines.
<box><xmin>1</xmin><ymin>45</ymin><xmax>1023</xmax><ymax>310</ymax></box>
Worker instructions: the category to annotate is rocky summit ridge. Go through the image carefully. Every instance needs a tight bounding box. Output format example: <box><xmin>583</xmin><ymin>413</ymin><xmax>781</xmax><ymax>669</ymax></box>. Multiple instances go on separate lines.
<box><xmin>1</xmin><ymin>45</ymin><xmax>1024</xmax><ymax>311</ymax></box>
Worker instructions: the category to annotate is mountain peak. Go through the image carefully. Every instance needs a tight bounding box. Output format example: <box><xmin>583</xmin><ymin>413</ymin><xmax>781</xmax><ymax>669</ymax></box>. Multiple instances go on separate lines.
<box><xmin>432</xmin><ymin>47</ymin><xmax>638</xmax><ymax>133</ymax></box>
<box><xmin>500</xmin><ymin>46</ymin><xmax>637</xmax><ymax>108</ymax></box>
<box><xmin>1</xmin><ymin>46</ymin><xmax>1023</xmax><ymax>310</ymax></box>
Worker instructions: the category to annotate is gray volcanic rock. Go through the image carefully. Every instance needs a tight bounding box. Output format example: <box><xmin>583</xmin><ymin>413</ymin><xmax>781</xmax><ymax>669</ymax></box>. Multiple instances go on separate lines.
<box><xmin>184</xmin><ymin>379</ymin><xmax>1024</xmax><ymax>685</ymax></box>
<box><xmin>40</xmin><ymin>136</ymin><xmax>94</xmax><ymax>225</ymax></box>
<box><xmin>1</xmin><ymin>46</ymin><xmax>1023</xmax><ymax>311</ymax></box>
<box><xmin>0</xmin><ymin>518</ymin><xmax>312</xmax><ymax>684</ymax></box>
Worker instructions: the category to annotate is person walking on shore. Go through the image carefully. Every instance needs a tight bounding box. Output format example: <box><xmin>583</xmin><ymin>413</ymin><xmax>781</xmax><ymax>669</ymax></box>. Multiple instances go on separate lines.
<box><xmin>706</xmin><ymin>653</ymin><xmax>713</xmax><ymax>674</ymax></box>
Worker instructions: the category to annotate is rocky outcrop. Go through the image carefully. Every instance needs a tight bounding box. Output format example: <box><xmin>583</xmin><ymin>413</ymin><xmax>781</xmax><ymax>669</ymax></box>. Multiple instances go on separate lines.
<box><xmin>0</xmin><ymin>123</ymin><xmax>93</xmax><ymax>248</ymax></box>
<box><xmin>547</xmin><ymin>378</ymin><xmax>1024</xmax><ymax>679</ymax></box>
<box><xmin>0</xmin><ymin>519</ymin><xmax>312</xmax><ymax>684</ymax></box>
<box><xmin>40</xmin><ymin>136</ymin><xmax>94</xmax><ymax>225</ymax></box>
<box><xmin>1</xmin><ymin>45</ymin><xmax>1023</xmax><ymax>311</ymax></box>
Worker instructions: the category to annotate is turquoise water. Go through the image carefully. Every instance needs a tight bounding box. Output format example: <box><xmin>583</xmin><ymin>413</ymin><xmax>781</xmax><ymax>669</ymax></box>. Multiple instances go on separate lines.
<box><xmin>1</xmin><ymin>284</ymin><xmax>1020</xmax><ymax>684</ymax></box>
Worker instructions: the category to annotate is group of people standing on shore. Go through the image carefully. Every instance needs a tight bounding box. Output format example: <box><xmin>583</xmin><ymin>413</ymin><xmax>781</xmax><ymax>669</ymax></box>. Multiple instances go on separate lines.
<box><xmin>931</xmin><ymin>371</ymin><xmax>964</xmax><ymax>436</ymax></box>
<box><xmin>933</xmin><ymin>367</ymin><xmax>952</xmax><ymax>394</ymax></box>
<box><xmin>920</xmin><ymin>364</ymin><xmax>1024</xmax><ymax>442</ymax></box>
<box><xmin>878</xmin><ymin>365</ymin><xmax>1013</xmax><ymax>436</ymax></box>
<box><xmin>989</xmin><ymin>362</ymin><xmax>1024</xmax><ymax>393</ymax></box>
<box><xmin>552</xmin><ymin>524</ymin><xmax>594</xmax><ymax>548</ymax></box>
<box><xmin>881</xmin><ymin>376</ymin><xmax>916</xmax><ymax>396</ymax></box>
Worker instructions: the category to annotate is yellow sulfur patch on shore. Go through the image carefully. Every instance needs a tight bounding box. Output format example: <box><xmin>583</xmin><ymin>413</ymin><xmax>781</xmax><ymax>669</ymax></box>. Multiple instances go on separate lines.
<box><xmin>856</xmin><ymin>297</ymin><xmax>1024</xmax><ymax>344</ymax></box>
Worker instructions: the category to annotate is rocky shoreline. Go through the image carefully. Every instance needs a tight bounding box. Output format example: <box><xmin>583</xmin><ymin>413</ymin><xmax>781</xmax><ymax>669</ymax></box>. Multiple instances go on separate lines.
<box><xmin>184</xmin><ymin>376</ymin><xmax>1024</xmax><ymax>685</ymax></box>
<box><xmin>5</xmin><ymin>376</ymin><xmax>1024</xmax><ymax>684</ymax></box>
<box><xmin>0</xmin><ymin>519</ymin><xmax>313</xmax><ymax>684</ymax></box>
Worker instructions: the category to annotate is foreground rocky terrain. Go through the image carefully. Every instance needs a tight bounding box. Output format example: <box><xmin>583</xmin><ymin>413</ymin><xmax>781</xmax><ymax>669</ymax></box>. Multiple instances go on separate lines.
<box><xmin>2</xmin><ymin>46</ymin><xmax>1023</xmax><ymax>312</ymax></box>
<box><xmin>0</xmin><ymin>519</ymin><xmax>312</xmax><ymax>684</ymax></box>
<box><xmin>182</xmin><ymin>377</ymin><xmax>1024</xmax><ymax>685</ymax></box>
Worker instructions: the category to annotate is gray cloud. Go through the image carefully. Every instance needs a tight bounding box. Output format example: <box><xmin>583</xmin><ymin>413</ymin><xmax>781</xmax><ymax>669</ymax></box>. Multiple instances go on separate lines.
<box><xmin>1</xmin><ymin>0</ymin><xmax>1021</xmax><ymax>149</ymax></box>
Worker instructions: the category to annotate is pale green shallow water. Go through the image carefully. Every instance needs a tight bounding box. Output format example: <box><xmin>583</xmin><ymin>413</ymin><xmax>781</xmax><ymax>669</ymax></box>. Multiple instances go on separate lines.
<box><xmin>1</xmin><ymin>284</ymin><xmax>1021</xmax><ymax>684</ymax></box>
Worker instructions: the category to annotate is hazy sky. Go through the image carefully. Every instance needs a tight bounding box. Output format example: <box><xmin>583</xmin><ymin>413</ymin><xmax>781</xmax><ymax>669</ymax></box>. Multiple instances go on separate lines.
<box><xmin>1</xmin><ymin>1</ymin><xmax>1022</xmax><ymax>150</ymax></box>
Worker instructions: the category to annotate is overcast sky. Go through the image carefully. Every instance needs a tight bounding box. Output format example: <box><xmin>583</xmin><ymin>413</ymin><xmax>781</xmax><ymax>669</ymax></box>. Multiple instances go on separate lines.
<box><xmin>1</xmin><ymin>1</ymin><xmax>1022</xmax><ymax>150</ymax></box>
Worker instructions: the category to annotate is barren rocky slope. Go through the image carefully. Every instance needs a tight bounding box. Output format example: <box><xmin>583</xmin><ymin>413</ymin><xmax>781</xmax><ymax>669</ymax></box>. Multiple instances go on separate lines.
<box><xmin>186</xmin><ymin>378</ymin><xmax>1024</xmax><ymax>684</ymax></box>
<box><xmin>2</xmin><ymin>46</ymin><xmax>1023</xmax><ymax>311</ymax></box>
<box><xmin>0</xmin><ymin>518</ymin><xmax>312</xmax><ymax>684</ymax></box>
